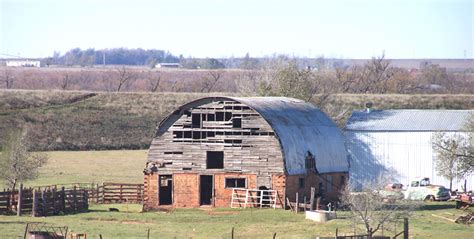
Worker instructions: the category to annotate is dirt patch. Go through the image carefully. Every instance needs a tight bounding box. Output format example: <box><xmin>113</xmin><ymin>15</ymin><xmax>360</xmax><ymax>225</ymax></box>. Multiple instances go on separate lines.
<box><xmin>82</xmin><ymin>217</ymin><xmax>154</xmax><ymax>225</ymax></box>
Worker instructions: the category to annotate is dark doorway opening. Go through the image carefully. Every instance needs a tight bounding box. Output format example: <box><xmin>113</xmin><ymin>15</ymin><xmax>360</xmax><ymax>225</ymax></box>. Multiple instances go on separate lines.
<box><xmin>159</xmin><ymin>175</ymin><xmax>173</xmax><ymax>205</ymax></box>
<box><xmin>200</xmin><ymin>175</ymin><xmax>213</xmax><ymax>205</ymax></box>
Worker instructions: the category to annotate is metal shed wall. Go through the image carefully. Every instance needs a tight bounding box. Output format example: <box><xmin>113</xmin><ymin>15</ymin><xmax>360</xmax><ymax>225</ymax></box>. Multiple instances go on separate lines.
<box><xmin>346</xmin><ymin>130</ymin><xmax>473</xmax><ymax>191</ymax></box>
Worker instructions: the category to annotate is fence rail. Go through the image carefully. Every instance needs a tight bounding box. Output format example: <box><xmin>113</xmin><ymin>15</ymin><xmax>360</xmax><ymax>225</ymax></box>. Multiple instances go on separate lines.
<box><xmin>0</xmin><ymin>185</ymin><xmax>88</xmax><ymax>217</ymax></box>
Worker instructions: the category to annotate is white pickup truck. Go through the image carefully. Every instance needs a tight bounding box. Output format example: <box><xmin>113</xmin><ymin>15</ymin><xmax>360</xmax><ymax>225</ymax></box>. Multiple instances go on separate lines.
<box><xmin>404</xmin><ymin>177</ymin><xmax>451</xmax><ymax>201</ymax></box>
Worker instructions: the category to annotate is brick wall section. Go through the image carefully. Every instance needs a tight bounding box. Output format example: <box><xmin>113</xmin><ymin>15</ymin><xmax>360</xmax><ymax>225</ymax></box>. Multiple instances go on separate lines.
<box><xmin>143</xmin><ymin>173</ymin><xmax>158</xmax><ymax>210</ymax></box>
<box><xmin>173</xmin><ymin>173</ymin><xmax>200</xmax><ymax>208</ymax></box>
<box><xmin>271</xmin><ymin>174</ymin><xmax>286</xmax><ymax>208</ymax></box>
<box><xmin>214</xmin><ymin>173</ymin><xmax>257</xmax><ymax>207</ymax></box>
<box><xmin>285</xmin><ymin>171</ymin><xmax>348</xmax><ymax>203</ymax></box>
<box><xmin>143</xmin><ymin>171</ymin><xmax>348</xmax><ymax>210</ymax></box>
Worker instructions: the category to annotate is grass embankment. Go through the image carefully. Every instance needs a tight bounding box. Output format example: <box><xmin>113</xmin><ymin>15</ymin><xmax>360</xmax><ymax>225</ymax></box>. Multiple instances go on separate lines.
<box><xmin>1</xmin><ymin>90</ymin><xmax>473</xmax><ymax>151</ymax></box>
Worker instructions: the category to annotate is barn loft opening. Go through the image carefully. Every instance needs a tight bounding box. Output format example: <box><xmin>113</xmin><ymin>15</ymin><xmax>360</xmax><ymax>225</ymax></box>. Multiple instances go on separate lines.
<box><xmin>192</xmin><ymin>114</ymin><xmax>201</xmax><ymax>128</ymax></box>
<box><xmin>232</xmin><ymin>118</ymin><xmax>242</xmax><ymax>128</ymax></box>
<box><xmin>225</xmin><ymin>178</ymin><xmax>246</xmax><ymax>188</ymax></box>
<box><xmin>216</xmin><ymin>112</ymin><xmax>224</xmax><ymax>121</ymax></box>
<box><xmin>206</xmin><ymin>151</ymin><xmax>224</xmax><ymax>169</ymax></box>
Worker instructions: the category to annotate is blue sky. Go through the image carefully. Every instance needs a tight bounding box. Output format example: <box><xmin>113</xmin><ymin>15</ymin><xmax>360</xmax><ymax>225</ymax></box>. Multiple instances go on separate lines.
<box><xmin>1</xmin><ymin>0</ymin><xmax>472</xmax><ymax>58</ymax></box>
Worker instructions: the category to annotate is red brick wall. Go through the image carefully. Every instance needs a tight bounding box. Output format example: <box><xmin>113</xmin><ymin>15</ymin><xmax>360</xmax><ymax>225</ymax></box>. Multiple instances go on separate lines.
<box><xmin>214</xmin><ymin>173</ymin><xmax>257</xmax><ymax>207</ymax></box>
<box><xmin>173</xmin><ymin>173</ymin><xmax>200</xmax><ymax>208</ymax></box>
<box><xmin>143</xmin><ymin>171</ymin><xmax>349</xmax><ymax>210</ymax></box>
<box><xmin>143</xmin><ymin>173</ymin><xmax>158</xmax><ymax>210</ymax></box>
<box><xmin>271</xmin><ymin>174</ymin><xmax>286</xmax><ymax>208</ymax></box>
<box><xmin>285</xmin><ymin>171</ymin><xmax>348</xmax><ymax>203</ymax></box>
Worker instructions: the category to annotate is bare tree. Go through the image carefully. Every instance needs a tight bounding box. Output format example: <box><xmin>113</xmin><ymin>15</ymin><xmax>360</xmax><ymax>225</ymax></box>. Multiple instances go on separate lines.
<box><xmin>200</xmin><ymin>70</ymin><xmax>223</xmax><ymax>92</ymax></box>
<box><xmin>335</xmin><ymin>54</ymin><xmax>394</xmax><ymax>94</ymax></box>
<box><xmin>1</xmin><ymin>67</ymin><xmax>15</xmax><ymax>89</ymax></box>
<box><xmin>0</xmin><ymin>129</ymin><xmax>48</xmax><ymax>192</ymax></box>
<box><xmin>341</xmin><ymin>179</ymin><xmax>419</xmax><ymax>237</ymax></box>
<box><xmin>147</xmin><ymin>71</ymin><xmax>162</xmax><ymax>92</ymax></box>
<box><xmin>59</xmin><ymin>73</ymin><xmax>70</xmax><ymax>90</ymax></box>
<box><xmin>258</xmin><ymin>58</ymin><xmax>318</xmax><ymax>102</ymax></box>
<box><xmin>432</xmin><ymin>132</ymin><xmax>473</xmax><ymax>191</ymax></box>
<box><xmin>115</xmin><ymin>66</ymin><xmax>134</xmax><ymax>92</ymax></box>
<box><xmin>234</xmin><ymin>70</ymin><xmax>262</xmax><ymax>96</ymax></box>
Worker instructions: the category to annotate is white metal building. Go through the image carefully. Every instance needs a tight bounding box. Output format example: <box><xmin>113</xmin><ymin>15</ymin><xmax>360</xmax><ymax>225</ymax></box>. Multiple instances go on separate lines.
<box><xmin>6</xmin><ymin>59</ymin><xmax>41</xmax><ymax>67</ymax></box>
<box><xmin>345</xmin><ymin>109</ymin><xmax>473</xmax><ymax>191</ymax></box>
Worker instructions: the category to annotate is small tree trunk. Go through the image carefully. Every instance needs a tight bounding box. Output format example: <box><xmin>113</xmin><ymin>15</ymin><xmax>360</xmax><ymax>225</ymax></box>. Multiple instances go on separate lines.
<box><xmin>449</xmin><ymin>179</ymin><xmax>453</xmax><ymax>192</ymax></box>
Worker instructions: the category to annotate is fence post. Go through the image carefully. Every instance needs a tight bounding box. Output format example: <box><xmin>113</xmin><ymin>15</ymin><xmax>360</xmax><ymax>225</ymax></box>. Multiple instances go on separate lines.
<box><xmin>17</xmin><ymin>184</ymin><xmax>23</xmax><ymax>216</ymax></box>
<box><xmin>310</xmin><ymin>187</ymin><xmax>315</xmax><ymax>210</ymax></box>
<box><xmin>32</xmin><ymin>189</ymin><xmax>37</xmax><ymax>217</ymax></box>
<box><xmin>96</xmin><ymin>183</ymin><xmax>99</xmax><ymax>204</ymax></box>
<box><xmin>295</xmin><ymin>192</ymin><xmax>299</xmax><ymax>214</ymax></box>
<box><xmin>84</xmin><ymin>190</ymin><xmax>89</xmax><ymax>211</ymax></box>
<box><xmin>73</xmin><ymin>186</ymin><xmax>77</xmax><ymax>213</ymax></box>
<box><xmin>120</xmin><ymin>184</ymin><xmax>123</xmax><ymax>203</ymax></box>
<box><xmin>403</xmin><ymin>218</ymin><xmax>409</xmax><ymax>239</ymax></box>
<box><xmin>52</xmin><ymin>188</ymin><xmax>56</xmax><ymax>215</ymax></box>
<box><xmin>61</xmin><ymin>187</ymin><xmax>66</xmax><ymax>213</ymax></box>
<box><xmin>41</xmin><ymin>189</ymin><xmax>47</xmax><ymax>216</ymax></box>
<box><xmin>303</xmin><ymin>196</ymin><xmax>306</xmax><ymax>212</ymax></box>
<box><xmin>101</xmin><ymin>183</ymin><xmax>105</xmax><ymax>204</ymax></box>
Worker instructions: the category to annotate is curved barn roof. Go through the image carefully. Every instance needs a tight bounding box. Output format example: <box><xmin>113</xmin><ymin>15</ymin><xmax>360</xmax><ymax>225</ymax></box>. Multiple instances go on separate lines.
<box><xmin>155</xmin><ymin>96</ymin><xmax>349</xmax><ymax>175</ymax></box>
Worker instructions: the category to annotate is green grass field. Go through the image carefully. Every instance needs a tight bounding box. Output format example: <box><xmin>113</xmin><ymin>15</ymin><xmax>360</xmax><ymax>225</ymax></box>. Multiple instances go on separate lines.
<box><xmin>0</xmin><ymin>203</ymin><xmax>471</xmax><ymax>238</ymax></box>
<box><xmin>0</xmin><ymin>150</ymin><xmax>472</xmax><ymax>238</ymax></box>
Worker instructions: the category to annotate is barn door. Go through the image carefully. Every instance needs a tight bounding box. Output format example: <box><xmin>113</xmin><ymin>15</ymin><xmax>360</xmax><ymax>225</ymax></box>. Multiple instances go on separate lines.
<box><xmin>200</xmin><ymin>175</ymin><xmax>213</xmax><ymax>205</ymax></box>
<box><xmin>159</xmin><ymin>175</ymin><xmax>173</xmax><ymax>205</ymax></box>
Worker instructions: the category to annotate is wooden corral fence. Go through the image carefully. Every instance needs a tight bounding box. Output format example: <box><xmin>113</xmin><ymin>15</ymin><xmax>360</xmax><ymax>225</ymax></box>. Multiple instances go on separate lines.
<box><xmin>0</xmin><ymin>184</ymin><xmax>88</xmax><ymax>217</ymax></box>
<box><xmin>31</xmin><ymin>182</ymin><xmax>144</xmax><ymax>204</ymax></box>
<box><xmin>94</xmin><ymin>182</ymin><xmax>144</xmax><ymax>204</ymax></box>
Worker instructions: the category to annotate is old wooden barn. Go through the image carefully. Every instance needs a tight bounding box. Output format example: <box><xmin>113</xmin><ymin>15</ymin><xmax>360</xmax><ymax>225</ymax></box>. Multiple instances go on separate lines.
<box><xmin>143</xmin><ymin>97</ymin><xmax>348</xmax><ymax>209</ymax></box>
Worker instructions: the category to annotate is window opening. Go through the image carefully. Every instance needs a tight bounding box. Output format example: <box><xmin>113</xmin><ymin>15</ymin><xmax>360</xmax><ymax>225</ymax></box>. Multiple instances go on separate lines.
<box><xmin>225</xmin><ymin>178</ymin><xmax>246</xmax><ymax>188</ymax></box>
<box><xmin>232</xmin><ymin>118</ymin><xmax>242</xmax><ymax>128</ymax></box>
<box><xmin>206</xmin><ymin>151</ymin><xmax>224</xmax><ymax>169</ymax></box>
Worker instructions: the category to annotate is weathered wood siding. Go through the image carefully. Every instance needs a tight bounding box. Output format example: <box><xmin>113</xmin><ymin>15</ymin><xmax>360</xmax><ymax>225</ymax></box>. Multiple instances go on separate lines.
<box><xmin>147</xmin><ymin>100</ymin><xmax>285</xmax><ymax>186</ymax></box>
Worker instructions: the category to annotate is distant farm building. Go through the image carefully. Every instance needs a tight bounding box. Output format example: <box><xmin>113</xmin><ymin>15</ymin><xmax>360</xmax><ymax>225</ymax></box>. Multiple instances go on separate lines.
<box><xmin>5</xmin><ymin>59</ymin><xmax>41</xmax><ymax>67</ymax></box>
<box><xmin>345</xmin><ymin>109</ymin><xmax>473</xmax><ymax>191</ymax></box>
<box><xmin>143</xmin><ymin>97</ymin><xmax>349</xmax><ymax>209</ymax></box>
<box><xmin>155</xmin><ymin>63</ymin><xmax>180</xmax><ymax>68</ymax></box>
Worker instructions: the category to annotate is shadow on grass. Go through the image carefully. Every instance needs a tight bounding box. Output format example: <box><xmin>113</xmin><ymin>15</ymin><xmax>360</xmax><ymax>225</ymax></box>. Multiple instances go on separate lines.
<box><xmin>417</xmin><ymin>203</ymin><xmax>454</xmax><ymax>211</ymax></box>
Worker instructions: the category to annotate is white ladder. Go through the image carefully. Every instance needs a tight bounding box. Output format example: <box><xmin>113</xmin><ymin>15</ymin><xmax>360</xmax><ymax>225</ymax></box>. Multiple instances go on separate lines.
<box><xmin>230</xmin><ymin>188</ymin><xmax>277</xmax><ymax>209</ymax></box>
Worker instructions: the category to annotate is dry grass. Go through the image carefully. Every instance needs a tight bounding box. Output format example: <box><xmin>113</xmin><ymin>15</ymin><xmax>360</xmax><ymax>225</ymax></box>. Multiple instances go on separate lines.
<box><xmin>0</xmin><ymin>90</ymin><xmax>473</xmax><ymax>151</ymax></box>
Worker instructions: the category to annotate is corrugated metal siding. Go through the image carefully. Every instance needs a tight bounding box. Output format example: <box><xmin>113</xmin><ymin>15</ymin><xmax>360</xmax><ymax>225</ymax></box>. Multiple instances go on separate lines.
<box><xmin>235</xmin><ymin>97</ymin><xmax>348</xmax><ymax>174</ymax></box>
<box><xmin>346</xmin><ymin>110</ymin><xmax>473</xmax><ymax>131</ymax></box>
<box><xmin>346</xmin><ymin>131</ymin><xmax>474</xmax><ymax>191</ymax></box>
<box><xmin>152</xmin><ymin>96</ymin><xmax>349</xmax><ymax>175</ymax></box>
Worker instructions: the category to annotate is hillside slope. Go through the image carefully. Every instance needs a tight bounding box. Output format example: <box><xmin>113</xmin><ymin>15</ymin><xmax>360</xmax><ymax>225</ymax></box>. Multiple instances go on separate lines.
<box><xmin>0</xmin><ymin>90</ymin><xmax>472</xmax><ymax>151</ymax></box>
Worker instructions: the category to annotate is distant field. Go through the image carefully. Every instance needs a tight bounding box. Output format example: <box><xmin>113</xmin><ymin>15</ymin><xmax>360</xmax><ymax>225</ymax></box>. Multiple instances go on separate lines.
<box><xmin>0</xmin><ymin>90</ymin><xmax>473</xmax><ymax>151</ymax></box>
<box><xmin>1</xmin><ymin>150</ymin><xmax>147</xmax><ymax>188</ymax></box>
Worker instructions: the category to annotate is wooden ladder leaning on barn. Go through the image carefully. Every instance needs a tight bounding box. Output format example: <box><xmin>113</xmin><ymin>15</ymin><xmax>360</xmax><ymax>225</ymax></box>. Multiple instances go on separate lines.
<box><xmin>230</xmin><ymin>188</ymin><xmax>277</xmax><ymax>209</ymax></box>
